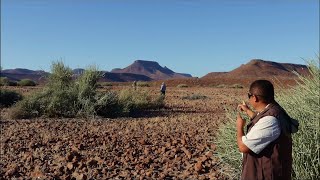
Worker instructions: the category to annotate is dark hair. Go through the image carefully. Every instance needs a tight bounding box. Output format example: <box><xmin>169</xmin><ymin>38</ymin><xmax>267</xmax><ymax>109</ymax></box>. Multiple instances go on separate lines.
<box><xmin>249</xmin><ymin>80</ymin><xmax>274</xmax><ymax>103</ymax></box>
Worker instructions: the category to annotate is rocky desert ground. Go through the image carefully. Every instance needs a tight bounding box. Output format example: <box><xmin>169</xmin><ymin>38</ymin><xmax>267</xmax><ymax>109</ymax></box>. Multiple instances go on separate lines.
<box><xmin>0</xmin><ymin>86</ymin><xmax>247</xmax><ymax>179</ymax></box>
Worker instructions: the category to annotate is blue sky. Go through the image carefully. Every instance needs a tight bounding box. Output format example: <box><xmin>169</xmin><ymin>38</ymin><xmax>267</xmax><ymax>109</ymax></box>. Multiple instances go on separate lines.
<box><xmin>1</xmin><ymin>0</ymin><xmax>319</xmax><ymax>77</ymax></box>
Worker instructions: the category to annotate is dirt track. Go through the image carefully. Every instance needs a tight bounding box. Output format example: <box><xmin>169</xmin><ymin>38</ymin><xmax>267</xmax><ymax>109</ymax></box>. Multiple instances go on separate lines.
<box><xmin>0</xmin><ymin>87</ymin><xmax>246</xmax><ymax>179</ymax></box>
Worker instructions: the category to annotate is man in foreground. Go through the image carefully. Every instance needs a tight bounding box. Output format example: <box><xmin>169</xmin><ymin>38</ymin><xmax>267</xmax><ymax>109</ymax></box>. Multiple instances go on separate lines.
<box><xmin>237</xmin><ymin>80</ymin><xmax>294</xmax><ymax>180</ymax></box>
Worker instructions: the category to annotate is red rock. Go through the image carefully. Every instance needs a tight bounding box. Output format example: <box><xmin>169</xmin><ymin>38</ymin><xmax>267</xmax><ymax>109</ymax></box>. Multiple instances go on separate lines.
<box><xmin>5</xmin><ymin>165</ymin><xmax>18</xmax><ymax>176</ymax></box>
<box><xmin>194</xmin><ymin>161</ymin><xmax>202</xmax><ymax>172</ymax></box>
<box><xmin>138</xmin><ymin>139</ymin><xmax>146</xmax><ymax>145</ymax></box>
<box><xmin>210</xmin><ymin>144</ymin><xmax>216</xmax><ymax>151</ymax></box>
<box><xmin>181</xmin><ymin>147</ymin><xmax>192</xmax><ymax>159</ymax></box>
<box><xmin>205</xmin><ymin>151</ymin><xmax>213</xmax><ymax>158</ymax></box>
<box><xmin>145</xmin><ymin>171</ymin><xmax>152</xmax><ymax>177</ymax></box>
<box><xmin>67</xmin><ymin>162</ymin><xmax>73</xmax><ymax>170</ymax></box>
<box><xmin>199</xmin><ymin>155</ymin><xmax>208</xmax><ymax>162</ymax></box>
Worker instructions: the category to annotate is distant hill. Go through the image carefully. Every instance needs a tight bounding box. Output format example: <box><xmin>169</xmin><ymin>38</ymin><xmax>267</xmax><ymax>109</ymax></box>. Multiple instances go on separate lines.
<box><xmin>1</xmin><ymin>68</ymin><xmax>48</xmax><ymax>83</ymax></box>
<box><xmin>202</xmin><ymin>59</ymin><xmax>309</xmax><ymax>79</ymax></box>
<box><xmin>1</xmin><ymin>59</ymin><xmax>309</xmax><ymax>85</ymax></box>
<box><xmin>111</xmin><ymin>60</ymin><xmax>192</xmax><ymax>80</ymax></box>
<box><xmin>101</xmin><ymin>72</ymin><xmax>152</xmax><ymax>82</ymax></box>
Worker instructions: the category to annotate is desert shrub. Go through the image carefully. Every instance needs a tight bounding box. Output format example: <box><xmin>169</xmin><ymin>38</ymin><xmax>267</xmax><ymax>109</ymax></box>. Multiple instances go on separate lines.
<box><xmin>118</xmin><ymin>89</ymin><xmax>151</xmax><ymax>115</ymax></box>
<box><xmin>0</xmin><ymin>89</ymin><xmax>23</xmax><ymax>107</ymax></box>
<box><xmin>230</xmin><ymin>84</ymin><xmax>243</xmax><ymax>89</ymax></box>
<box><xmin>137</xmin><ymin>81</ymin><xmax>150</xmax><ymax>87</ymax></box>
<box><xmin>177</xmin><ymin>84</ymin><xmax>188</xmax><ymax>88</ymax></box>
<box><xmin>9</xmin><ymin>61</ymin><xmax>164</xmax><ymax>119</ymax></box>
<box><xmin>182</xmin><ymin>94</ymin><xmax>208</xmax><ymax>100</ymax></box>
<box><xmin>44</xmin><ymin>88</ymin><xmax>79</xmax><ymax>117</ymax></box>
<box><xmin>0</xmin><ymin>77</ymin><xmax>17</xmax><ymax>86</ymax></box>
<box><xmin>95</xmin><ymin>91</ymin><xmax>122</xmax><ymax>117</ymax></box>
<box><xmin>47</xmin><ymin>61</ymin><xmax>74</xmax><ymax>89</ymax></box>
<box><xmin>214</xmin><ymin>59</ymin><xmax>320</xmax><ymax>179</ymax></box>
<box><xmin>9</xmin><ymin>62</ymin><xmax>81</xmax><ymax>118</ymax></box>
<box><xmin>18</xmin><ymin>79</ymin><xmax>36</xmax><ymax>86</ymax></box>
<box><xmin>216</xmin><ymin>84</ymin><xmax>227</xmax><ymax>88</ymax></box>
<box><xmin>9</xmin><ymin>91</ymin><xmax>49</xmax><ymax>119</ymax></box>
<box><xmin>276</xmin><ymin>60</ymin><xmax>319</xmax><ymax>179</ymax></box>
<box><xmin>74</xmin><ymin>66</ymin><xmax>102</xmax><ymax>117</ymax></box>
<box><xmin>152</xmin><ymin>94</ymin><xmax>165</xmax><ymax>109</ymax></box>
<box><xmin>99</xmin><ymin>82</ymin><xmax>113</xmax><ymax>87</ymax></box>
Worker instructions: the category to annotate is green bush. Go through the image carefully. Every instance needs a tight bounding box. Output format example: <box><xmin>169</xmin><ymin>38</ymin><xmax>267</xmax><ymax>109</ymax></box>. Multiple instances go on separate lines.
<box><xmin>0</xmin><ymin>89</ymin><xmax>22</xmax><ymax>107</ymax></box>
<box><xmin>74</xmin><ymin>66</ymin><xmax>102</xmax><ymax>117</ymax></box>
<box><xmin>216</xmin><ymin>84</ymin><xmax>227</xmax><ymax>88</ymax></box>
<box><xmin>9</xmin><ymin>91</ymin><xmax>48</xmax><ymax>119</ymax></box>
<box><xmin>177</xmin><ymin>84</ymin><xmax>188</xmax><ymax>88</ymax></box>
<box><xmin>118</xmin><ymin>89</ymin><xmax>150</xmax><ymax>115</ymax></box>
<box><xmin>213</xmin><ymin>59</ymin><xmax>320</xmax><ymax>179</ymax></box>
<box><xmin>0</xmin><ymin>77</ymin><xmax>17</xmax><ymax>86</ymax></box>
<box><xmin>137</xmin><ymin>81</ymin><xmax>150</xmax><ymax>87</ymax></box>
<box><xmin>44</xmin><ymin>89</ymin><xmax>78</xmax><ymax>118</ymax></box>
<box><xmin>18</xmin><ymin>79</ymin><xmax>36</xmax><ymax>86</ymax></box>
<box><xmin>99</xmin><ymin>82</ymin><xmax>113</xmax><ymax>87</ymax></box>
<box><xmin>48</xmin><ymin>61</ymin><xmax>74</xmax><ymax>89</ymax></box>
<box><xmin>230</xmin><ymin>84</ymin><xmax>243</xmax><ymax>89</ymax></box>
<box><xmin>182</xmin><ymin>94</ymin><xmax>208</xmax><ymax>100</ymax></box>
<box><xmin>95</xmin><ymin>91</ymin><xmax>122</xmax><ymax>117</ymax></box>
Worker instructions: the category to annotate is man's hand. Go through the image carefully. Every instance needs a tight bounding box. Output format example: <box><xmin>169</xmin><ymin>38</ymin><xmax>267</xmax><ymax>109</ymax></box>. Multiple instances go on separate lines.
<box><xmin>237</xmin><ymin>112</ymin><xmax>246</xmax><ymax>129</ymax></box>
<box><xmin>238</xmin><ymin>101</ymin><xmax>249</xmax><ymax>112</ymax></box>
<box><xmin>238</xmin><ymin>101</ymin><xmax>255</xmax><ymax>119</ymax></box>
<box><xmin>236</xmin><ymin>112</ymin><xmax>251</xmax><ymax>153</ymax></box>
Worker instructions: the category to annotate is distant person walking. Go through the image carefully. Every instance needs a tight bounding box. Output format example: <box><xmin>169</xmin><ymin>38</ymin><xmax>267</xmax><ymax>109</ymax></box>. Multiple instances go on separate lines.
<box><xmin>132</xmin><ymin>81</ymin><xmax>137</xmax><ymax>90</ymax></box>
<box><xmin>236</xmin><ymin>80</ymin><xmax>298</xmax><ymax>180</ymax></box>
<box><xmin>160</xmin><ymin>82</ymin><xmax>166</xmax><ymax>96</ymax></box>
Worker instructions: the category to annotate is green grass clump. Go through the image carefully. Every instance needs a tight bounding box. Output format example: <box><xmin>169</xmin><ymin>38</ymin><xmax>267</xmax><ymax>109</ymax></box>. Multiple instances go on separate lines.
<box><xmin>74</xmin><ymin>66</ymin><xmax>102</xmax><ymax>117</ymax></box>
<box><xmin>182</xmin><ymin>94</ymin><xmax>208</xmax><ymax>100</ymax></box>
<box><xmin>99</xmin><ymin>82</ymin><xmax>113</xmax><ymax>87</ymax></box>
<box><xmin>9</xmin><ymin>91</ymin><xmax>49</xmax><ymax>119</ymax></box>
<box><xmin>137</xmin><ymin>81</ymin><xmax>150</xmax><ymax>87</ymax></box>
<box><xmin>177</xmin><ymin>84</ymin><xmax>188</xmax><ymax>88</ymax></box>
<box><xmin>9</xmin><ymin>61</ymin><xmax>164</xmax><ymax>119</ymax></box>
<box><xmin>0</xmin><ymin>89</ymin><xmax>23</xmax><ymax>108</ymax></box>
<box><xmin>276</xmin><ymin>59</ymin><xmax>319</xmax><ymax>179</ymax></box>
<box><xmin>118</xmin><ymin>89</ymin><xmax>164</xmax><ymax>116</ymax></box>
<box><xmin>0</xmin><ymin>77</ymin><xmax>17</xmax><ymax>86</ymax></box>
<box><xmin>229</xmin><ymin>84</ymin><xmax>243</xmax><ymax>89</ymax></box>
<box><xmin>215</xmin><ymin>84</ymin><xmax>227</xmax><ymax>88</ymax></box>
<box><xmin>17</xmin><ymin>79</ymin><xmax>36</xmax><ymax>86</ymax></box>
<box><xmin>213</xmin><ymin>59</ymin><xmax>320</xmax><ymax>179</ymax></box>
<box><xmin>95</xmin><ymin>91</ymin><xmax>122</xmax><ymax>117</ymax></box>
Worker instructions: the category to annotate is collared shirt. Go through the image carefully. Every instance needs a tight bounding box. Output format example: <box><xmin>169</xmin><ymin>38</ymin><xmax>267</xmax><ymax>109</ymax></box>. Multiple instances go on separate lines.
<box><xmin>242</xmin><ymin>115</ymin><xmax>281</xmax><ymax>154</ymax></box>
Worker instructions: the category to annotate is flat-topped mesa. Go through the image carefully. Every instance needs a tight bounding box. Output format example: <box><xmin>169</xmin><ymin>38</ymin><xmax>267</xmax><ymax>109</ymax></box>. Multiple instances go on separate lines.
<box><xmin>111</xmin><ymin>60</ymin><xmax>192</xmax><ymax>80</ymax></box>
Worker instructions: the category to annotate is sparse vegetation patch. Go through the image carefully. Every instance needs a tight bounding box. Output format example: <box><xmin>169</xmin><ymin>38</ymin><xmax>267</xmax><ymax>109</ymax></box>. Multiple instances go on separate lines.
<box><xmin>9</xmin><ymin>61</ymin><xmax>164</xmax><ymax>119</ymax></box>
<box><xmin>182</xmin><ymin>94</ymin><xmax>208</xmax><ymax>100</ymax></box>
<box><xmin>229</xmin><ymin>84</ymin><xmax>243</xmax><ymax>89</ymax></box>
<box><xmin>0</xmin><ymin>89</ymin><xmax>23</xmax><ymax>108</ymax></box>
<box><xmin>17</xmin><ymin>79</ymin><xmax>36</xmax><ymax>86</ymax></box>
<box><xmin>0</xmin><ymin>77</ymin><xmax>17</xmax><ymax>86</ymax></box>
<box><xmin>177</xmin><ymin>84</ymin><xmax>188</xmax><ymax>88</ymax></box>
<box><xmin>137</xmin><ymin>81</ymin><xmax>150</xmax><ymax>87</ymax></box>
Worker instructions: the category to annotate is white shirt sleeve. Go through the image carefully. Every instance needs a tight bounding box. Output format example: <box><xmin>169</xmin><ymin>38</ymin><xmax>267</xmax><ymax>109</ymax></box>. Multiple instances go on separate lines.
<box><xmin>242</xmin><ymin>116</ymin><xmax>281</xmax><ymax>154</ymax></box>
